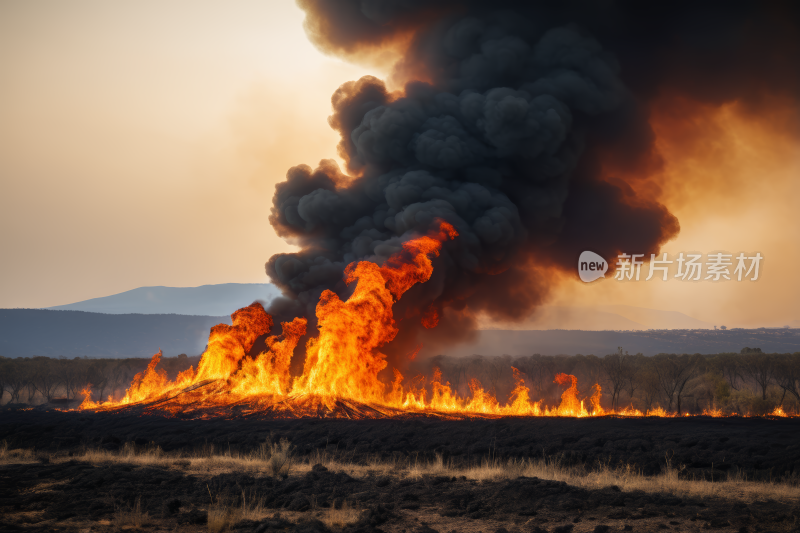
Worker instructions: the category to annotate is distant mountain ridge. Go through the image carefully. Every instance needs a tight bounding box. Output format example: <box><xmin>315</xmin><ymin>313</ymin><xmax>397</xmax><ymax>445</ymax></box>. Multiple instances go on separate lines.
<box><xmin>439</xmin><ymin>328</ymin><xmax>800</xmax><ymax>358</ymax></box>
<box><xmin>0</xmin><ymin>309</ymin><xmax>230</xmax><ymax>357</ymax></box>
<box><xmin>48</xmin><ymin>284</ymin><xmax>713</xmax><ymax>331</ymax></box>
<box><xmin>47</xmin><ymin>283</ymin><xmax>280</xmax><ymax>316</ymax></box>
<box><xmin>1</xmin><ymin>308</ymin><xmax>796</xmax><ymax>358</ymax></box>
<box><xmin>481</xmin><ymin>305</ymin><xmax>712</xmax><ymax>331</ymax></box>
<box><xmin>599</xmin><ymin>305</ymin><xmax>713</xmax><ymax>329</ymax></box>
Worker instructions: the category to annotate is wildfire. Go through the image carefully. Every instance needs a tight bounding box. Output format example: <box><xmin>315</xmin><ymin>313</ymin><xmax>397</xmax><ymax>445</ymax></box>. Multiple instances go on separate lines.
<box><xmin>78</xmin><ymin>222</ymin><xmax>797</xmax><ymax>420</ymax></box>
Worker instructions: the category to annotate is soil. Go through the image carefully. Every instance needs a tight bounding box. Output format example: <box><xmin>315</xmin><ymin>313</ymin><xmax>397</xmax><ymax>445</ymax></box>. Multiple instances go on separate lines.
<box><xmin>1</xmin><ymin>408</ymin><xmax>799</xmax><ymax>532</ymax></box>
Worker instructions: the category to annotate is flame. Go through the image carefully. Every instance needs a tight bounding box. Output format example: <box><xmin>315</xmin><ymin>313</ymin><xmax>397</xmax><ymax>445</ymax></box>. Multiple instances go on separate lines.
<box><xmin>770</xmin><ymin>406</ymin><xmax>789</xmax><ymax>417</ymax></box>
<box><xmin>421</xmin><ymin>305</ymin><xmax>439</xmax><ymax>329</ymax></box>
<box><xmin>194</xmin><ymin>304</ymin><xmax>273</xmax><ymax>382</ymax></box>
<box><xmin>78</xmin><ymin>220</ymin><xmax>798</xmax><ymax>420</ymax></box>
<box><xmin>408</xmin><ymin>344</ymin><xmax>422</xmax><ymax>361</ymax></box>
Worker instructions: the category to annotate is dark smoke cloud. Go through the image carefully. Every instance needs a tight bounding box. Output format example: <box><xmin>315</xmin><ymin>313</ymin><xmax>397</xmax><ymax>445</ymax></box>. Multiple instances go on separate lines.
<box><xmin>265</xmin><ymin>0</ymin><xmax>799</xmax><ymax>364</ymax></box>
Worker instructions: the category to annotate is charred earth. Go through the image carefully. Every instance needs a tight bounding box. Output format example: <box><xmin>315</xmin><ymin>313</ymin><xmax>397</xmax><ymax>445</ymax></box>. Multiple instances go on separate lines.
<box><xmin>1</xmin><ymin>408</ymin><xmax>799</xmax><ymax>532</ymax></box>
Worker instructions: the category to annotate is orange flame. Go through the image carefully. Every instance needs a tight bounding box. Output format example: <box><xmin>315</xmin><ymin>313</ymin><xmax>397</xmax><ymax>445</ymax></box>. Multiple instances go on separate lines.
<box><xmin>421</xmin><ymin>305</ymin><xmax>439</xmax><ymax>329</ymax></box>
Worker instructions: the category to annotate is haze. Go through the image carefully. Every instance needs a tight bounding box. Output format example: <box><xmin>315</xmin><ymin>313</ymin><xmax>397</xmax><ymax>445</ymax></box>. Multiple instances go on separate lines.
<box><xmin>1</xmin><ymin>0</ymin><xmax>798</xmax><ymax>329</ymax></box>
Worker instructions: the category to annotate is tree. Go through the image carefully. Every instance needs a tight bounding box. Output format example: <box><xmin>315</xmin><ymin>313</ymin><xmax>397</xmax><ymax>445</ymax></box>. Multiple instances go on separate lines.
<box><xmin>573</xmin><ymin>354</ymin><xmax>603</xmax><ymax>390</ymax></box>
<box><xmin>61</xmin><ymin>357</ymin><xmax>90</xmax><ymax>399</ymax></box>
<box><xmin>513</xmin><ymin>354</ymin><xmax>556</xmax><ymax>399</ymax></box>
<box><xmin>86</xmin><ymin>360</ymin><xmax>111</xmax><ymax>402</ymax></box>
<box><xmin>772</xmin><ymin>353</ymin><xmax>800</xmax><ymax>405</ymax></box>
<box><xmin>601</xmin><ymin>348</ymin><xmax>629</xmax><ymax>410</ymax></box>
<box><xmin>108</xmin><ymin>360</ymin><xmax>135</xmax><ymax>401</ymax></box>
<box><xmin>0</xmin><ymin>358</ymin><xmax>8</xmax><ymax>404</ymax></box>
<box><xmin>445</xmin><ymin>358</ymin><xmax>469</xmax><ymax>397</ymax></box>
<box><xmin>742</xmin><ymin>353</ymin><xmax>773</xmax><ymax>400</ymax></box>
<box><xmin>23</xmin><ymin>359</ymin><xmax>38</xmax><ymax>403</ymax></box>
<box><xmin>717</xmin><ymin>353</ymin><xmax>743</xmax><ymax>391</ymax></box>
<box><xmin>485</xmin><ymin>355</ymin><xmax>512</xmax><ymax>398</ymax></box>
<box><xmin>32</xmin><ymin>357</ymin><xmax>62</xmax><ymax>402</ymax></box>
<box><xmin>623</xmin><ymin>353</ymin><xmax>645</xmax><ymax>404</ymax></box>
<box><xmin>653</xmin><ymin>354</ymin><xmax>698</xmax><ymax>414</ymax></box>
<box><xmin>639</xmin><ymin>365</ymin><xmax>661</xmax><ymax>414</ymax></box>
<box><xmin>741</xmin><ymin>347</ymin><xmax>762</xmax><ymax>354</ymax></box>
<box><xmin>5</xmin><ymin>359</ymin><xmax>28</xmax><ymax>403</ymax></box>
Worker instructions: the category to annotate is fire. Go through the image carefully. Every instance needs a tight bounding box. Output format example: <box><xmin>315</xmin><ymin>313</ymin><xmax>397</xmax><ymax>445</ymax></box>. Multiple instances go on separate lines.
<box><xmin>421</xmin><ymin>305</ymin><xmax>439</xmax><ymax>329</ymax></box>
<box><xmin>78</xmin><ymin>221</ymin><xmax>798</xmax><ymax>419</ymax></box>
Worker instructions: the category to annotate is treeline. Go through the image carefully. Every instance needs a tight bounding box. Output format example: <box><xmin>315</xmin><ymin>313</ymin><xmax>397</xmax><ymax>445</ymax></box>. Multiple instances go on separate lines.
<box><xmin>410</xmin><ymin>349</ymin><xmax>800</xmax><ymax>415</ymax></box>
<box><xmin>0</xmin><ymin>355</ymin><xmax>199</xmax><ymax>405</ymax></box>
<box><xmin>2</xmin><ymin>351</ymin><xmax>799</xmax><ymax>415</ymax></box>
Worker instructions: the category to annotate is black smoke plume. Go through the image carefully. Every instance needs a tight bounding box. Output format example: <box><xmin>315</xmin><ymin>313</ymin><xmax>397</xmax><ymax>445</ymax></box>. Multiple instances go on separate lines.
<box><xmin>264</xmin><ymin>0</ymin><xmax>799</xmax><ymax>365</ymax></box>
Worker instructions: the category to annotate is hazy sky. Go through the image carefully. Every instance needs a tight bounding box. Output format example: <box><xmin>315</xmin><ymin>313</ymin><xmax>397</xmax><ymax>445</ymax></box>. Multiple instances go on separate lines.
<box><xmin>1</xmin><ymin>1</ymin><xmax>798</xmax><ymax>328</ymax></box>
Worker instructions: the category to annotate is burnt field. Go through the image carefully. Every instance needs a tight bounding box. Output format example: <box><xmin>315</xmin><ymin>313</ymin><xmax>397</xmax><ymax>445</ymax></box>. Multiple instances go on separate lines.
<box><xmin>3</xmin><ymin>408</ymin><xmax>800</xmax><ymax>477</ymax></box>
<box><xmin>1</xmin><ymin>408</ymin><xmax>799</xmax><ymax>533</ymax></box>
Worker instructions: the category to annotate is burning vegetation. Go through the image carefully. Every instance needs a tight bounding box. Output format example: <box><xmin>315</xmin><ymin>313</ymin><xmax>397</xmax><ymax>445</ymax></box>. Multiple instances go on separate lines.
<box><xmin>76</xmin><ymin>221</ymin><xmax>798</xmax><ymax>419</ymax></box>
<box><xmin>74</xmin><ymin>222</ymin><xmax>603</xmax><ymax>418</ymax></box>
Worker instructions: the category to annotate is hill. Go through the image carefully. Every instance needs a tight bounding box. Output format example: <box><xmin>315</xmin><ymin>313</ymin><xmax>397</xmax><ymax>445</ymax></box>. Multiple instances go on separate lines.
<box><xmin>1</xmin><ymin>308</ymin><xmax>797</xmax><ymax>358</ymax></box>
<box><xmin>498</xmin><ymin>305</ymin><xmax>712</xmax><ymax>330</ymax></box>
<box><xmin>46</xmin><ymin>285</ymin><xmax>723</xmax><ymax>332</ymax></box>
<box><xmin>438</xmin><ymin>328</ymin><xmax>800</xmax><ymax>357</ymax></box>
<box><xmin>0</xmin><ymin>309</ymin><xmax>230</xmax><ymax>358</ymax></box>
<box><xmin>46</xmin><ymin>283</ymin><xmax>279</xmax><ymax>316</ymax></box>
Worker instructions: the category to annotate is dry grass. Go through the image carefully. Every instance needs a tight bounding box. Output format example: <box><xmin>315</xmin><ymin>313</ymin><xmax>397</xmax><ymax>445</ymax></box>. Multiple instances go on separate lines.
<box><xmin>258</xmin><ymin>437</ymin><xmax>294</xmax><ymax>477</ymax></box>
<box><xmin>0</xmin><ymin>440</ymin><xmax>37</xmax><ymax>464</ymax></box>
<box><xmin>2</xmin><ymin>438</ymin><xmax>797</xmax><ymax>506</ymax></box>
<box><xmin>113</xmin><ymin>496</ymin><xmax>150</xmax><ymax>528</ymax></box>
<box><xmin>77</xmin><ymin>438</ymin><xmax>295</xmax><ymax>477</ymax></box>
<box><xmin>399</xmin><ymin>452</ymin><xmax>800</xmax><ymax>504</ymax></box>
<box><xmin>299</xmin><ymin>448</ymin><xmax>407</xmax><ymax>478</ymax></box>
<box><xmin>207</xmin><ymin>504</ymin><xmax>229</xmax><ymax>533</ymax></box>
<box><xmin>299</xmin><ymin>449</ymin><xmax>799</xmax><ymax>505</ymax></box>
<box><xmin>207</xmin><ymin>490</ymin><xmax>270</xmax><ymax>532</ymax></box>
<box><xmin>319</xmin><ymin>501</ymin><xmax>362</xmax><ymax>529</ymax></box>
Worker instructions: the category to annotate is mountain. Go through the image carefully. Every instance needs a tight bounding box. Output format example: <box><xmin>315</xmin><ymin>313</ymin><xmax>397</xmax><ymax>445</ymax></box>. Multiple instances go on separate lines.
<box><xmin>46</xmin><ymin>285</ymin><xmax>714</xmax><ymax>331</ymax></box>
<box><xmin>47</xmin><ymin>283</ymin><xmax>280</xmax><ymax>316</ymax></box>
<box><xmin>597</xmin><ymin>305</ymin><xmax>712</xmax><ymax>329</ymax></box>
<box><xmin>504</xmin><ymin>306</ymin><xmax>644</xmax><ymax>330</ymax></box>
<box><xmin>434</xmin><ymin>328</ymin><xmax>800</xmax><ymax>357</ymax></box>
<box><xmin>1</xmin><ymin>309</ymin><xmax>796</xmax><ymax>359</ymax></box>
<box><xmin>481</xmin><ymin>305</ymin><xmax>712</xmax><ymax>331</ymax></box>
<box><xmin>0</xmin><ymin>309</ymin><xmax>231</xmax><ymax>357</ymax></box>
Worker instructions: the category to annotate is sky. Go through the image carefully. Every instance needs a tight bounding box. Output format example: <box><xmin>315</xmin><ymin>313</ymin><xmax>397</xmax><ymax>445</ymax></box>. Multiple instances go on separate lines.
<box><xmin>1</xmin><ymin>0</ymin><xmax>798</xmax><ymax>328</ymax></box>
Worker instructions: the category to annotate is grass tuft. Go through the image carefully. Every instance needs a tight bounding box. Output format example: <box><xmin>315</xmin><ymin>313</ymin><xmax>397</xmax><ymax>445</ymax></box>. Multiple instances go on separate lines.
<box><xmin>113</xmin><ymin>496</ymin><xmax>150</xmax><ymax>528</ymax></box>
<box><xmin>259</xmin><ymin>437</ymin><xmax>294</xmax><ymax>478</ymax></box>
<box><xmin>320</xmin><ymin>501</ymin><xmax>361</xmax><ymax>529</ymax></box>
<box><xmin>207</xmin><ymin>490</ymin><xmax>269</xmax><ymax>532</ymax></box>
<box><xmin>0</xmin><ymin>440</ymin><xmax>36</xmax><ymax>464</ymax></box>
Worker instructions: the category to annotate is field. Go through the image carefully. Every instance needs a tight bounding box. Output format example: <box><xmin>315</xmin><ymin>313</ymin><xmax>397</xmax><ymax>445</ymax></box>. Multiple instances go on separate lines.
<box><xmin>1</xmin><ymin>408</ymin><xmax>799</xmax><ymax>532</ymax></box>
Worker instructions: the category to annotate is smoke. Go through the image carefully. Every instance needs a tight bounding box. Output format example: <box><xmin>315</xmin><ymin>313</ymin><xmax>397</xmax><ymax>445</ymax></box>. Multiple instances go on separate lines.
<box><xmin>264</xmin><ymin>0</ymin><xmax>799</xmax><ymax>363</ymax></box>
